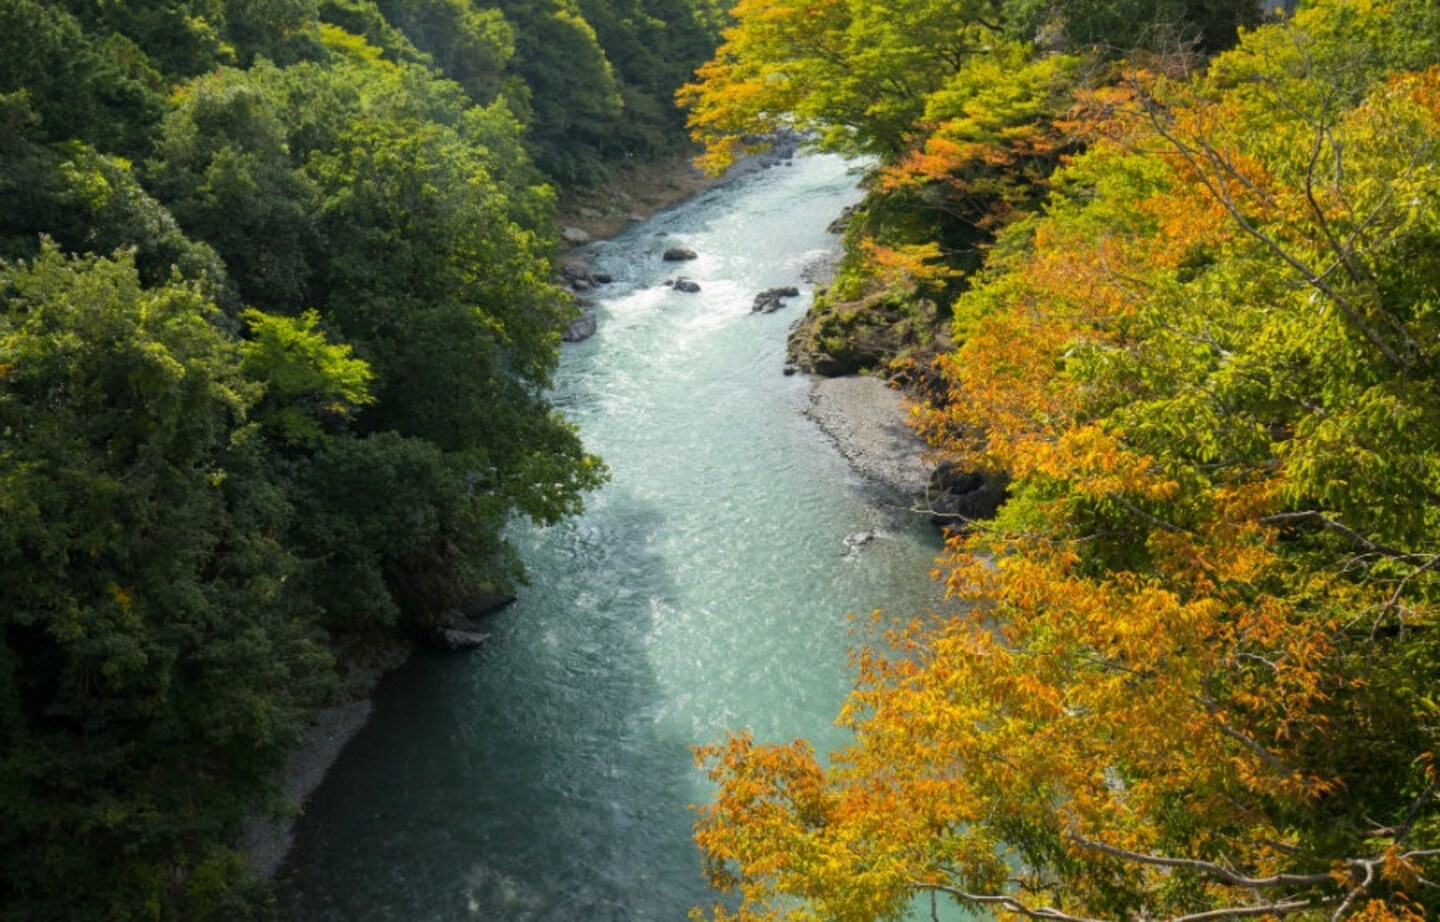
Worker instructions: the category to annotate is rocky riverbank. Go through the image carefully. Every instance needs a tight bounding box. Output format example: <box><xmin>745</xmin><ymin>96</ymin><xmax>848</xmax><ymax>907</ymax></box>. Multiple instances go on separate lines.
<box><xmin>554</xmin><ymin>150</ymin><xmax>721</xmax><ymax>244</ymax></box>
<box><xmin>806</xmin><ymin>375</ymin><xmax>929</xmax><ymax>508</ymax></box>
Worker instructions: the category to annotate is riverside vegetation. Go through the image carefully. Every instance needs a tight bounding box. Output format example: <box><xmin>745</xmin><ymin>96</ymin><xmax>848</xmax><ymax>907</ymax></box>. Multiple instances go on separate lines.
<box><xmin>0</xmin><ymin>0</ymin><xmax>724</xmax><ymax>917</ymax></box>
<box><xmin>681</xmin><ymin>0</ymin><xmax>1440</xmax><ymax>919</ymax></box>
<box><xmin>7</xmin><ymin>0</ymin><xmax>1440</xmax><ymax>919</ymax></box>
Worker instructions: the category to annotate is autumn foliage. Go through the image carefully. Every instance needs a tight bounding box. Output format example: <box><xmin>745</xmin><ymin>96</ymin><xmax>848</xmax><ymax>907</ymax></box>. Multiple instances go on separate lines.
<box><xmin>688</xmin><ymin>1</ymin><xmax>1440</xmax><ymax>919</ymax></box>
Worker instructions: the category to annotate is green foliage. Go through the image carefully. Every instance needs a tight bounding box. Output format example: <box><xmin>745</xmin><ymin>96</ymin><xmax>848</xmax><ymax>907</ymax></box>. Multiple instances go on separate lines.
<box><xmin>373</xmin><ymin>0</ymin><xmax>516</xmax><ymax>101</ymax></box>
<box><xmin>0</xmin><ymin>246</ymin><xmax>331</xmax><ymax>920</ymax></box>
<box><xmin>0</xmin><ymin>0</ymin><xmax>165</xmax><ymax>154</ymax></box>
<box><xmin>241</xmin><ymin>308</ymin><xmax>373</xmax><ymax>445</ymax></box>
<box><xmin>0</xmin><ymin>0</ymin><xmax>726</xmax><ymax>912</ymax></box>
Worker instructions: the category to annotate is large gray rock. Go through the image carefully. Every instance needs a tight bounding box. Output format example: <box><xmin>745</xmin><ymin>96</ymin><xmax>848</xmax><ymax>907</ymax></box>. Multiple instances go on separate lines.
<box><xmin>662</xmin><ymin>246</ymin><xmax>698</xmax><ymax>261</ymax></box>
<box><xmin>558</xmin><ymin>259</ymin><xmax>592</xmax><ymax>281</ymax></box>
<box><xmin>752</xmin><ymin>286</ymin><xmax>801</xmax><ymax>314</ymax></box>
<box><xmin>563</xmin><ymin>311</ymin><xmax>598</xmax><ymax>342</ymax></box>
<box><xmin>666</xmin><ymin>277</ymin><xmax>701</xmax><ymax>293</ymax></box>
<box><xmin>561</xmin><ymin>226</ymin><xmax>591</xmax><ymax>245</ymax></box>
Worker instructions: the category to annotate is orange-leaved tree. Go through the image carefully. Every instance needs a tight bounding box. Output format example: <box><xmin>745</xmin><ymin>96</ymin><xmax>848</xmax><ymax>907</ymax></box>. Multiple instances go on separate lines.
<box><xmin>692</xmin><ymin>2</ymin><xmax>1440</xmax><ymax>919</ymax></box>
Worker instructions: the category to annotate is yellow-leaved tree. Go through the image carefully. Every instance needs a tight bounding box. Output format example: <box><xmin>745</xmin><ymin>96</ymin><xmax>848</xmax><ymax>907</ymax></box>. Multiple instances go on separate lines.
<box><xmin>691</xmin><ymin>2</ymin><xmax>1440</xmax><ymax>919</ymax></box>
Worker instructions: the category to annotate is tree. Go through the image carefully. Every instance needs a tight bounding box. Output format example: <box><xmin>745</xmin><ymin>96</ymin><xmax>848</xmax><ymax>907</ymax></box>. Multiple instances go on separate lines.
<box><xmin>692</xmin><ymin>3</ymin><xmax>1440</xmax><ymax>919</ymax></box>
<box><xmin>679</xmin><ymin>0</ymin><xmax>1011</xmax><ymax>172</ymax></box>
<box><xmin>0</xmin><ymin>245</ymin><xmax>336</xmax><ymax>919</ymax></box>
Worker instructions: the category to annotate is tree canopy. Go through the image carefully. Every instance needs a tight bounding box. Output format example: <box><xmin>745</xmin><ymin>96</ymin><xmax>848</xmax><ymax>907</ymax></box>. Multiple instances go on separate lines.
<box><xmin>0</xmin><ymin>0</ymin><xmax>731</xmax><ymax>912</ymax></box>
<box><xmin>688</xmin><ymin>1</ymin><xmax>1440</xmax><ymax>920</ymax></box>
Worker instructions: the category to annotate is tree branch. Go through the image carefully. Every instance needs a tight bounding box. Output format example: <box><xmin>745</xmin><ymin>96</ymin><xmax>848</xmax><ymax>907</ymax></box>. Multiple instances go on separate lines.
<box><xmin>1132</xmin><ymin>87</ymin><xmax>1410</xmax><ymax>371</ymax></box>
<box><xmin>911</xmin><ymin>882</ymin><xmax>1106</xmax><ymax>922</ymax></box>
<box><xmin>1258</xmin><ymin>510</ymin><xmax>1432</xmax><ymax>565</ymax></box>
<box><xmin>1067</xmin><ymin>834</ymin><xmax>1331</xmax><ymax>888</ymax></box>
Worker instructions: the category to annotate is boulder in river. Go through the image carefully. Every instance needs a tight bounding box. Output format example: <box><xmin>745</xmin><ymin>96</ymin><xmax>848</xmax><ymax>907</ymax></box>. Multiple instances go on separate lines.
<box><xmin>563</xmin><ymin>311</ymin><xmax>598</xmax><ymax>342</ymax></box>
<box><xmin>752</xmin><ymin>286</ymin><xmax>801</xmax><ymax>314</ymax></box>
<box><xmin>666</xmin><ymin>277</ymin><xmax>701</xmax><ymax>293</ymax></box>
<box><xmin>561</xmin><ymin>226</ymin><xmax>591</xmax><ymax>245</ymax></box>
<box><xmin>438</xmin><ymin>628</ymin><xmax>492</xmax><ymax>651</ymax></box>
<box><xmin>843</xmin><ymin>531</ymin><xmax>876</xmax><ymax>554</ymax></box>
<box><xmin>558</xmin><ymin>259</ymin><xmax>592</xmax><ymax>281</ymax></box>
<box><xmin>662</xmin><ymin>247</ymin><xmax>698</xmax><ymax>261</ymax></box>
<box><xmin>827</xmin><ymin>203</ymin><xmax>860</xmax><ymax>234</ymax></box>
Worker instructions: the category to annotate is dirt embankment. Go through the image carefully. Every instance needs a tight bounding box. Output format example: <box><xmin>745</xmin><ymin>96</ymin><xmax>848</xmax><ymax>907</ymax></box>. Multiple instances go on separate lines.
<box><xmin>555</xmin><ymin>151</ymin><xmax>721</xmax><ymax>243</ymax></box>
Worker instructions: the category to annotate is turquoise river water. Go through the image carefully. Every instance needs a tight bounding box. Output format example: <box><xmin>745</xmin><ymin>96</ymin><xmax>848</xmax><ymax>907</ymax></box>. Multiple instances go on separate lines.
<box><xmin>278</xmin><ymin>154</ymin><xmax>951</xmax><ymax>920</ymax></box>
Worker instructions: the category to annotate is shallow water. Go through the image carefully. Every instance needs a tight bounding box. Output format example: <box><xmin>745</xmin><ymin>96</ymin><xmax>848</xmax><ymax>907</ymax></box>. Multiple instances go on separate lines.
<box><xmin>278</xmin><ymin>155</ymin><xmax>949</xmax><ymax>920</ymax></box>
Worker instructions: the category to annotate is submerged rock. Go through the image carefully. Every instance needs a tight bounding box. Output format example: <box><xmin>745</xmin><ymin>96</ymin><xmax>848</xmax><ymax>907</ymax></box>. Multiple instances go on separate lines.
<box><xmin>439</xmin><ymin>628</ymin><xmax>492</xmax><ymax>651</ymax></box>
<box><xmin>666</xmin><ymin>277</ymin><xmax>701</xmax><ymax>293</ymax></box>
<box><xmin>843</xmin><ymin>531</ymin><xmax>876</xmax><ymax>554</ymax></box>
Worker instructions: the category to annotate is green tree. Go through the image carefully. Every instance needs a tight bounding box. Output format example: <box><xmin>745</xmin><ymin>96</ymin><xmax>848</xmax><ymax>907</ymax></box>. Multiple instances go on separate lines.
<box><xmin>0</xmin><ymin>245</ymin><xmax>334</xmax><ymax>919</ymax></box>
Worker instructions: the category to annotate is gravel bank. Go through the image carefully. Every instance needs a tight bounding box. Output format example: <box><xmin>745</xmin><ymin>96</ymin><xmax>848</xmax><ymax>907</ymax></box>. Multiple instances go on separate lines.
<box><xmin>807</xmin><ymin>375</ymin><xmax>930</xmax><ymax>507</ymax></box>
<box><xmin>238</xmin><ymin>700</ymin><xmax>373</xmax><ymax>879</ymax></box>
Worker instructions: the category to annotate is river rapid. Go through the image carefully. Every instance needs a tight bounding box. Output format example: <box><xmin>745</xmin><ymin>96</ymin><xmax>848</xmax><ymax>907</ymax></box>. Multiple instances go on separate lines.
<box><xmin>278</xmin><ymin>154</ymin><xmax>949</xmax><ymax>920</ymax></box>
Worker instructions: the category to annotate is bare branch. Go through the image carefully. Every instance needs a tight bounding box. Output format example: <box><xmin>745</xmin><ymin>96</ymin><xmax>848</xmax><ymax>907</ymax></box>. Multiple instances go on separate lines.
<box><xmin>1067</xmin><ymin>834</ymin><xmax>1331</xmax><ymax>889</ymax></box>
<box><xmin>1258</xmin><ymin>510</ymin><xmax>1432</xmax><ymax>565</ymax></box>
<box><xmin>1329</xmin><ymin>857</ymin><xmax>1373</xmax><ymax>922</ymax></box>
<box><xmin>911</xmin><ymin>882</ymin><xmax>1106</xmax><ymax>922</ymax></box>
<box><xmin>1171</xmin><ymin>899</ymin><xmax>1326</xmax><ymax>922</ymax></box>
<box><xmin>914</xmin><ymin>881</ymin><xmax>1325</xmax><ymax>922</ymax></box>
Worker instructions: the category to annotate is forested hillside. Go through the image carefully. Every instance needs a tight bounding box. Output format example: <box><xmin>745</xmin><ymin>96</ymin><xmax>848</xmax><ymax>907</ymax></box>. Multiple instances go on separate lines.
<box><xmin>0</xmin><ymin>0</ymin><xmax>718</xmax><ymax>917</ymax></box>
<box><xmin>684</xmin><ymin>0</ymin><xmax>1440</xmax><ymax>919</ymax></box>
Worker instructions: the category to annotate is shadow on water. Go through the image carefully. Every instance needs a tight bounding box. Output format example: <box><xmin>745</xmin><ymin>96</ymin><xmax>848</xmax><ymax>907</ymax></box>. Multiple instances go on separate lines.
<box><xmin>278</xmin><ymin>492</ymin><xmax>710</xmax><ymax>921</ymax></box>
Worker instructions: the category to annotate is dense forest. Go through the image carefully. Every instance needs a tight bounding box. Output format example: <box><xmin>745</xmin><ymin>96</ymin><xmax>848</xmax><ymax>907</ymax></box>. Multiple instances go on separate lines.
<box><xmin>0</xmin><ymin>0</ymin><xmax>722</xmax><ymax>917</ymax></box>
<box><xmin>8</xmin><ymin>0</ymin><xmax>1440</xmax><ymax>918</ymax></box>
<box><xmin>684</xmin><ymin>0</ymin><xmax>1440</xmax><ymax>920</ymax></box>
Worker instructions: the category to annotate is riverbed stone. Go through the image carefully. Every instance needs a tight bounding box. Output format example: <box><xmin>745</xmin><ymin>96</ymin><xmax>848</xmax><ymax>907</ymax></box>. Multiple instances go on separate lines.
<box><xmin>662</xmin><ymin>246</ymin><xmax>698</xmax><ymax>261</ymax></box>
<box><xmin>752</xmin><ymin>286</ymin><xmax>802</xmax><ymax>314</ymax></box>
<box><xmin>563</xmin><ymin>311</ymin><xmax>598</xmax><ymax>342</ymax></box>
<box><xmin>439</xmin><ymin>628</ymin><xmax>492</xmax><ymax>650</ymax></box>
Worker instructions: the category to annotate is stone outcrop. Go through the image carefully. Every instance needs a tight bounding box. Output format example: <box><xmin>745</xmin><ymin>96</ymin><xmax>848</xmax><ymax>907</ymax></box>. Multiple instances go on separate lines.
<box><xmin>787</xmin><ymin>290</ymin><xmax>947</xmax><ymax>377</ymax></box>
<box><xmin>751</xmin><ymin>286</ymin><xmax>801</xmax><ymax>314</ymax></box>
<box><xmin>924</xmin><ymin>462</ymin><xmax>1009</xmax><ymax>528</ymax></box>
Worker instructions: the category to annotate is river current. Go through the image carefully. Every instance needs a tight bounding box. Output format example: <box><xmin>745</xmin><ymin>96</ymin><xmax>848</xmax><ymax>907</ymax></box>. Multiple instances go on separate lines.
<box><xmin>279</xmin><ymin>154</ymin><xmax>948</xmax><ymax>920</ymax></box>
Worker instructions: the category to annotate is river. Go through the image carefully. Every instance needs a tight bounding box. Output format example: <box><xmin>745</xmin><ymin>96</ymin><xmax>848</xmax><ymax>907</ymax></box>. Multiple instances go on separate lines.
<box><xmin>278</xmin><ymin>154</ymin><xmax>949</xmax><ymax>920</ymax></box>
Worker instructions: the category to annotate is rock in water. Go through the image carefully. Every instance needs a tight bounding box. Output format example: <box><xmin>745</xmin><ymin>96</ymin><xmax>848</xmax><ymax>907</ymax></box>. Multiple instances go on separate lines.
<box><xmin>662</xmin><ymin>247</ymin><xmax>698</xmax><ymax>261</ymax></box>
<box><xmin>563</xmin><ymin>312</ymin><xmax>598</xmax><ymax>342</ymax></box>
<box><xmin>752</xmin><ymin>286</ymin><xmax>802</xmax><ymax>313</ymax></box>
<box><xmin>665</xmin><ymin>277</ymin><xmax>701</xmax><ymax>293</ymax></box>
<box><xmin>439</xmin><ymin>628</ymin><xmax>492</xmax><ymax>650</ymax></box>
<box><xmin>561</xmin><ymin>226</ymin><xmax>591</xmax><ymax>245</ymax></box>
